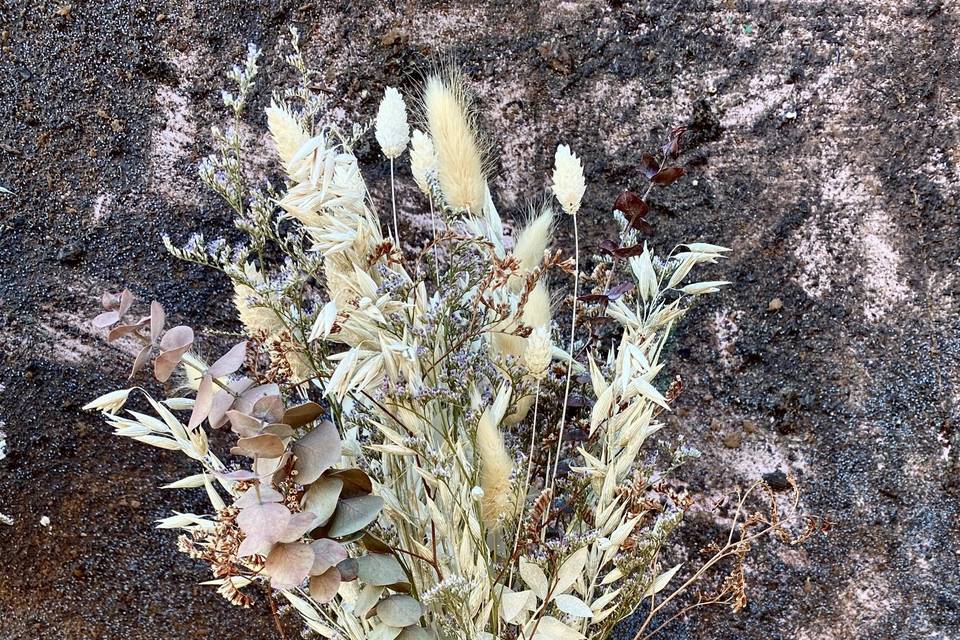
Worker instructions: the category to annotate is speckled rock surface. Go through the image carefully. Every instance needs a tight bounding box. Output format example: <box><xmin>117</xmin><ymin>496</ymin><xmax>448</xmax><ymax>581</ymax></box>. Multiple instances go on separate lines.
<box><xmin>1</xmin><ymin>1</ymin><xmax>958</xmax><ymax>639</ymax></box>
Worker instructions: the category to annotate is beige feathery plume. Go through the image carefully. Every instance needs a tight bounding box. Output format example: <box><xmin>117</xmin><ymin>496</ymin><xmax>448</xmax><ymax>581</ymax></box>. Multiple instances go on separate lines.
<box><xmin>512</xmin><ymin>204</ymin><xmax>554</xmax><ymax>274</ymax></box>
<box><xmin>265</xmin><ymin>100</ymin><xmax>309</xmax><ymax>173</ymax></box>
<box><xmin>477</xmin><ymin>386</ymin><xmax>517</xmax><ymax>530</ymax></box>
<box><xmin>522</xmin><ymin>281</ymin><xmax>552</xmax><ymax>330</ymax></box>
<box><xmin>423</xmin><ymin>72</ymin><xmax>487</xmax><ymax>214</ymax></box>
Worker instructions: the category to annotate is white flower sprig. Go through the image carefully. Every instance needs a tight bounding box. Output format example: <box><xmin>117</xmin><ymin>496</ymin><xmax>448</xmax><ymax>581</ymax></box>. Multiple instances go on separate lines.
<box><xmin>375</xmin><ymin>86</ymin><xmax>410</xmax><ymax>245</ymax></box>
<box><xmin>375</xmin><ymin>87</ymin><xmax>410</xmax><ymax>160</ymax></box>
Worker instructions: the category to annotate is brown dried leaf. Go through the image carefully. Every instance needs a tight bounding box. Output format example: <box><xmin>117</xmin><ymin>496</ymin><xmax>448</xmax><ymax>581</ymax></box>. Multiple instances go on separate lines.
<box><xmin>130</xmin><ymin>344</ymin><xmax>152</xmax><ymax>378</ymax></box>
<box><xmin>227</xmin><ymin>410</ymin><xmax>264</xmax><ymax>437</ymax></box>
<box><xmin>613</xmin><ymin>191</ymin><xmax>648</xmax><ymax>220</ymax></box>
<box><xmin>651</xmin><ymin>166</ymin><xmax>685</xmax><ymax>186</ymax></box>
<box><xmin>264</xmin><ymin>542</ymin><xmax>314</xmax><ymax>589</ymax></box>
<box><xmin>155</xmin><ymin>325</ymin><xmax>194</xmax><ymax>382</ymax></box>
<box><xmin>207</xmin><ymin>380</ymin><xmax>251</xmax><ymax>431</ymax></box>
<box><xmin>328</xmin><ymin>468</ymin><xmax>373</xmax><ymax>498</ymax></box>
<box><xmin>611</xmin><ymin>244</ymin><xmax>647</xmax><ymax>258</ymax></box>
<box><xmin>236</xmin><ymin>433</ymin><xmax>286</xmax><ymax>459</ymax></box>
<box><xmin>188</xmin><ymin>376</ymin><xmax>214</xmax><ymax>430</ymax></box>
<box><xmin>252</xmin><ymin>395</ymin><xmax>286</xmax><ymax>424</ymax></box>
<box><xmin>283</xmin><ymin>402</ymin><xmax>325</xmax><ymax>429</ymax></box>
<box><xmin>118</xmin><ymin>289</ymin><xmax>134</xmax><ymax>316</ymax></box>
<box><xmin>149</xmin><ymin>301</ymin><xmax>165</xmax><ymax>343</ymax></box>
<box><xmin>107</xmin><ymin>321</ymin><xmax>144</xmax><ymax>342</ymax></box>
<box><xmin>640</xmin><ymin>153</ymin><xmax>660</xmax><ymax>179</ymax></box>
<box><xmin>309</xmin><ymin>566</ymin><xmax>341</xmax><ymax>603</ymax></box>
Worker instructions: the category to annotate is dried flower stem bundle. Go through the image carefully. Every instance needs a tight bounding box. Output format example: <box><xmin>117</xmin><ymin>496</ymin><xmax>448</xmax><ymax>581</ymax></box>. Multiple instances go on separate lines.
<box><xmin>84</xmin><ymin>36</ymin><xmax>821</xmax><ymax>640</ymax></box>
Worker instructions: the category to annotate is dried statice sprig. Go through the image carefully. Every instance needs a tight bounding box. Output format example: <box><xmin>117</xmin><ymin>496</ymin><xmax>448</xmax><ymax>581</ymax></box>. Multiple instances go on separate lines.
<box><xmin>83</xmin><ymin>39</ymin><xmax>822</xmax><ymax>640</ymax></box>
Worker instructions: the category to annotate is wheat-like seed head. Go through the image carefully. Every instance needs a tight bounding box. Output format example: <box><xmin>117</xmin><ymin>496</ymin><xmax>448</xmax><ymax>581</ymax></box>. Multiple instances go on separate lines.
<box><xmin>266</xmin><ymin>99</ymin><xmax>309</xmax><ymax>172</ymax></box>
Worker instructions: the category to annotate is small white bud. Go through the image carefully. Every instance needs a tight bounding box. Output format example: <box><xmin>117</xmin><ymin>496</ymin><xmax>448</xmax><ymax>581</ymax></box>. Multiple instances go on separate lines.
<box><xmin>471</xmin><ymin>486</ymin><xmax>485</xmax><ymax>501</ymax></box>
<box><xmin>552</xmin><ymin>144</ymin><xmax>586</xmax><ymax>215</ymax></box>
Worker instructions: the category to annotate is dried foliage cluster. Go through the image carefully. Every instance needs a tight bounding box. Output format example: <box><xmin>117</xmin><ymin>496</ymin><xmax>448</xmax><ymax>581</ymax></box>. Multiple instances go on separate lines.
<box><xmin>85</xmin><ymin>37</ymin><xmax>820</xmax><ymax>640</ymax></box>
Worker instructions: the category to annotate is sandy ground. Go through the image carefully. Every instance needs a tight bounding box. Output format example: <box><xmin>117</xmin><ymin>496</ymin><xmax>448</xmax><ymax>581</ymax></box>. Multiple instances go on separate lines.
<box><xmin>1</xmin><ymin>1</ymin><xmax>959</xmax><ymax>639</ymax></box>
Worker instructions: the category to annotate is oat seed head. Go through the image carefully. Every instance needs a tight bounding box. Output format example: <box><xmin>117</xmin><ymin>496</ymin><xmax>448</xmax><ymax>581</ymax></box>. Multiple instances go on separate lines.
<box><xmin>266</xmin><ymin>99</ymin><xmax>309</xmax><ymax>172</ymax></box>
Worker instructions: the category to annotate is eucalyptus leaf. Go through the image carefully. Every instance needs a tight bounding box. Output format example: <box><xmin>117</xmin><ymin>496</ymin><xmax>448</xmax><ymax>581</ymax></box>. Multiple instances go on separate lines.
<box><xmin>376</xmin><ymin>594</ymin><xmax>422</xmax><ymax>627</ymax></box>
<box><xmin>357</xmin><ymin>552</ymin><xmax>408</xmax><ymax>587</ymax></box>
<box><xmin>264</xmin><ymin>541</ymin><xmax>314</xmax><ymax>589</ymax></box>
<box><xmin>301</xmin><ymin>477</ymin><xmax>343</xmax><ymax>528</ymax></box>
<box><xmin>328</xmin><ymin>495</ymin><xmax>383</xmax><ymax>538</ymax></box>
<box><xmin>309</xmin><ymin>566</ymin><xmax>342</xmax><ymax>603</ymax></box>
<box><xmin>293</xmin><ymin>421</ymin><xmax>342</xmax><ymax>485</ymax></box>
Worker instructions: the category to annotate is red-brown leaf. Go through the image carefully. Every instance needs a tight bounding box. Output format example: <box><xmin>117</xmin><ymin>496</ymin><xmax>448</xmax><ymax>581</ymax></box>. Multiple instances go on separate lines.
<box><xmin>612</xmin><ymin>244</ymin><xmax>647</xmax><ymax>258</ymax></box>
<box><xmin>651</xmin><ymin>167</ymin><xmax>685</xmax><ymax>186</ymax></box>
<box><xmin>640</xmin><ymin>153</ymin><xmax>660</xmax><ymax>179</ymax></box>
<box><xmin>613</xmin><ymin>191</ymin><xmax>648</xmax><ymax>220</ymax></box>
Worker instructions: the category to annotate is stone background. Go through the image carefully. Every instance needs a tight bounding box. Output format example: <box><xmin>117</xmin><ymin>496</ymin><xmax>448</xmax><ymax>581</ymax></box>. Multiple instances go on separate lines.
<box><xmin>1</xmin><ymin>1</ymin><xmax>958</xmax><ymax>638</ymax></box>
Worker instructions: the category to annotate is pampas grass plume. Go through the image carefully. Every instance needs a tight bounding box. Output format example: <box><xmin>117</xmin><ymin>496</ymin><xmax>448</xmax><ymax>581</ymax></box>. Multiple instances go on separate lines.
<box><xmin>424</xmin><ymin>72</ymin><xmax>487</xmax><ymax>214</ymax></box>
<box><xmin>513</xmin><ymin>203</ymin><xmax>554</xmax><ymax>274</ymax></box>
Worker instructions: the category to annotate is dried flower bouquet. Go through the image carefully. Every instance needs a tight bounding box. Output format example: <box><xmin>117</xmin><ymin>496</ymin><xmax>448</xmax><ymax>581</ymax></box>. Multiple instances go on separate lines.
<box><xmin>85</xmin><ymin>36</ymin><xmax>819</xmax><ymax>640</ymax></box>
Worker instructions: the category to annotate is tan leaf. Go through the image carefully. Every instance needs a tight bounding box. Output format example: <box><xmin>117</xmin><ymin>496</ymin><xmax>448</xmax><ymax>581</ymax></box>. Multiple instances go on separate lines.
<box><xmin>519</xmin><ymin>557</ymin><xmax>548</xmax><ymax>601</ymax></box>
<box><xmin>264</xmin><ymin>542</ymin><xmax>314</xmax><ymax>589</ymax></box>
<box><xmin>309</xmin><ymin>566</ymin><xmax>341</xmax><ymax>603</ymax></box>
